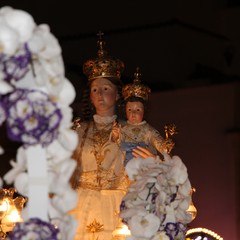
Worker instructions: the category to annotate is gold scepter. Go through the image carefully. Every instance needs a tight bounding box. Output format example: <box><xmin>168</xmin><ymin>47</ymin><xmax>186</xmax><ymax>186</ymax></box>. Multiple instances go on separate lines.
<box><xmin>163</xmin><ymin>123</ymin><xmax>179</xmax><ymax>154</ymax></box>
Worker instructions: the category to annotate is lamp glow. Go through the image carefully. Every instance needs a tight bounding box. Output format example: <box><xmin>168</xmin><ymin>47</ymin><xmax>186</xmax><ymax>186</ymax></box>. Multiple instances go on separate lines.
<box><xmin>0</xmin><ymin>188</ymin><xmax>26</xmax><ymax>239</ymax></box>
<box><xmin>112</xmin><ymin>219</ymin><xmax>131</xmax><ymax>240</ymax></box>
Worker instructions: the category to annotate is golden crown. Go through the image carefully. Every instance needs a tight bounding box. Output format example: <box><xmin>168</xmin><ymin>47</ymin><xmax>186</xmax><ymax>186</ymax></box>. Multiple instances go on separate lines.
<box><xmin>122</xmin><ymin>67</ymin><xmax>151</xmax><ymax>101</ymax></box>
<box><xmin>83</xmin><ymin>31</ymin><xmax>124</xmax><ymax>81</ymax></box>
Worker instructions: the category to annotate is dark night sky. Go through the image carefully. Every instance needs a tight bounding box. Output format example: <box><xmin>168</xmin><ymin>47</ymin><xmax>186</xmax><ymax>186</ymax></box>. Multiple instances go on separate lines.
<box><xmin>1</xmin><ymin>0</ymin><xmax>239</xmax><ymax>97</ymax></box>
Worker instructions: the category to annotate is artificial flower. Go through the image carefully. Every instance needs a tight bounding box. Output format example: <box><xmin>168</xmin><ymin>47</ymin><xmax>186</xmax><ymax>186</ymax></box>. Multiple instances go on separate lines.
<box><xmin>4</xmin><ymin>88</ymin><xmax>62</xmax><ymax>146</ymax></box>
<box><xmin>128</xmin><ymin>214</ymin><xmax>160</xmax><ymax>238</ymax></box>
<box><xmin>3</xmin><ymin>146</ymin><xmax>27</xmax><ymax>184</ymax></box>
<box><xmin>0</xmin><ymin>22</ymin><xmax>19</xmax><ymax>55</ymax></box>
<box><xmin>0</xmin><ymin>6</ymin><xmax>36</xmax><ymax>43</ymax></box>
<box><xmin>57</xmin><ymin>79</ymin><xmax>76</xmax><ymax>106</ymax></box>
<box><xmin>120</xmin><ymin>154</ymin><xmax>193</xmax><ymax>240</ymax></box>
<box><xmin>0</xmin><ymin>6</ymin><xmax>78</xmax><ymax>240</ymax></box>
<box><xmin>7</xmin><ymin>218</ymin><xmax>60</xmax><ymax>240</ymax></box>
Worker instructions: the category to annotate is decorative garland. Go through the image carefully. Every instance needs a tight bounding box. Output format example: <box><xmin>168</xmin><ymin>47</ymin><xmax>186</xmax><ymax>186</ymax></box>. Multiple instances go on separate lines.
<box><xmin>120</xmin><ymin>153</ymin><xmax>193</xmax><ymax>240</ymax></box>
<box><xmin>0</xmin><ymin>6</ymin><xmax>78</xmax><ymax>239</ymax></box>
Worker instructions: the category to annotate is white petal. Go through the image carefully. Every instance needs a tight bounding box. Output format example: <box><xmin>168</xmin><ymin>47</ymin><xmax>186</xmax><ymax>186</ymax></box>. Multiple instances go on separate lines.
<box><xmin>0</xmin><ymin>22</ymin><xmax>19</xmax><ymax>55</ymax></box>
<box><xmin>36</xmin><ymin>24</ymin><xmax>61</xmax><ymax>59</ymax></box>
<box><xmin>58</xmin><ymin>128</ymin><xmax>78</xmax><ymax>151</ymax></box>
<box><xmin>57</xmin><ymin>79</ymin><xmax>76</xmax><ymax>105</ymax></box>
<box><xmin>14</xmin><ymin>172</ymin><xmax>29</xmax><ymax>196</ymax></box>
<box><xmin>129</xmin><ymin>214</ymin><xmax>160</xmax><ymax>238</ymax></box>
<box><xmin>46</xmin><ymin>140</ymin><xmax>73</xmax><ymax>162</ymax></box>
<box><xmin>0</xmin><ymin>79</ymin><xmax>14</xmax><ymax>94</ymax></box>
<box><xmin>2</xmin><ymin>7</ymin><xmax>36</xmax><ymax>42</ymax></box>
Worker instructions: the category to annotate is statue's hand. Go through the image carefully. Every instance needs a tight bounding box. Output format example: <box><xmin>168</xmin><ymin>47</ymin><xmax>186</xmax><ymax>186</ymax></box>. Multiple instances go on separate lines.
<box><xmin>132</xmin><ymin>146</ymin><xmax>155</xmax><ymax>159</ymax></box>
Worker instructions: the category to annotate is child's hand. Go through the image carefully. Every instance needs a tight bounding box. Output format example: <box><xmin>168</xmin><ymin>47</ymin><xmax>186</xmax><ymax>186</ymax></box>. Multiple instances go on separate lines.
<box><xmin>132</xmin><ymin>146</ymin><xmax>155</xmax><ymax>159</ymax></box>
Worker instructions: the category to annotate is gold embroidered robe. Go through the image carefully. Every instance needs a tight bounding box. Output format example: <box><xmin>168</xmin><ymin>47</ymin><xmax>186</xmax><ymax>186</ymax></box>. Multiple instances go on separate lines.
<box><xmin>70</xmin><ymin>115</ymin><xmax>129</xmax><ymax>240</ymax></box>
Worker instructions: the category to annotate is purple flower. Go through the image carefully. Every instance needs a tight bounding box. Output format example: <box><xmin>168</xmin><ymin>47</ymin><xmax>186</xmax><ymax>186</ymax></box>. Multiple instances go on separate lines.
<box><xmin>8</xmin><ymin>218</ymin><xmax>60</xmax><ymax>240</ymax></box>
<box><xmin>4</xmin><ymin>88</ymin><xmax>62</xmax><ymax>146</ymax></box>
<box><xmin>164</xmin><ymin>222</ymin><xmax>187</xmax><ymax>240</ymax></box>
<box><xmin>0</xmin><ymin>43</ymin><xmax>31</xmax><ymax>82</ymax></box>
<box><xmin>164</xmin><ymin>222</ymin><xmax>178</xmax><ymax>240</ymax></box>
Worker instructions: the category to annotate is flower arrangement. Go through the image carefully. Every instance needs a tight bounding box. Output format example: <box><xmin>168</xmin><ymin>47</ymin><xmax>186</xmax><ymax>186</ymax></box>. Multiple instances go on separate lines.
<box><xmin>0</xmin><ymin>6</ymin><xmax>78</xmax><ymax>239</ymax></box>
<box><xmin>120</xmin><ymin>153</ymin><xmax>193</xmax><ymax>240</ymax></box>
<box><xmin>3</xmin><ymin>88</ymin><xmax>62</xmax><ymax>146</ymax></box>
<box><xmin>8</xmin><ymin>218</ymin><xmax>60</xmax><ymax>240</ymax></box>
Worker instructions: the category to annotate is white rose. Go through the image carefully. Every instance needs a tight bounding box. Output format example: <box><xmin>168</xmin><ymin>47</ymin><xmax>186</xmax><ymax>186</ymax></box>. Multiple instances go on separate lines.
<box><xmin>129</xmin><ymin>213</ymin><xmax>160</xmax><ymax>238</ymax></box>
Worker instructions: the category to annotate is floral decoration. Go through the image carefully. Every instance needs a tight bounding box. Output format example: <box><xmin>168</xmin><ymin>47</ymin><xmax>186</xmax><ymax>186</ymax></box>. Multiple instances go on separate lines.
<box><xmin>3</xmin><ymin>88</ymin><xmax>62</xmax><ymax>146</ymax></box>
<box><xmin>120</xmin><ymin>153</ymin><xmax>193</xmax><ymax>240</ymax></box>
<box><xmin>7</xmin><ymin>218</ymin><xmax>60</xmax><ymax>240</ymax></box>
<box><xmin>0</xmin><ymin>43</ymin><xmax>31</xmax><ymax>83</ymax></box>
<box><xmin>0</xmin><ymin>6</ymin><xmax>78</xmax><ymax>240</ymax></box>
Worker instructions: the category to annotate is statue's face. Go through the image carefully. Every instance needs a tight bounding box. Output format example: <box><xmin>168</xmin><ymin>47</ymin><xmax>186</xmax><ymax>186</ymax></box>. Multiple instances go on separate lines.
<box><xmin>90</xmin><ymin>78</ymin><xmax>119</xmax><ymax>115</ymax></box>
<box><xmin>126</xmin><ymin>101</ymin><xmax>144</xmax><ymax>124</ymax></box>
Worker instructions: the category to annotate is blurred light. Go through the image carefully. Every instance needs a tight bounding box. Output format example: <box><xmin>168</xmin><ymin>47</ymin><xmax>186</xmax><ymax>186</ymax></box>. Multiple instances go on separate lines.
<box><xmin>0</xmin><ymin>188</ymin><xmax>27</xmax><ymax>239</ymax></box>
<box><xmin>186</xmin><ymin>227</ymin><xmax>223</xmax><ymax>240</ymax></box>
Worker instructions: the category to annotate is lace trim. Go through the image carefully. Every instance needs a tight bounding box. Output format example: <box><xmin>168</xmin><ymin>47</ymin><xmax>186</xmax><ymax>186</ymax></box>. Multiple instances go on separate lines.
<box><xmin>126</xmin><ymin>120</ymin><xmax>146</xmax><ymax>126</ymax></box>
<box><xmin>93</xmin><ymin>114</ymin><xmax>117</xmax><ymax>125</ymax></box>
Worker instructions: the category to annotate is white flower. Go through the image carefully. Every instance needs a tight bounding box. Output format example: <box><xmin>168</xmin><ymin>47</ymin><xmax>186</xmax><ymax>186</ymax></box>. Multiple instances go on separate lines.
<box><xmin>164</xmin><ymin>154</ymin><xmax>188</xmax><ymax>185</ymax></box>
<box><xmin>121</xmin><ymin>152</ymin><xmax>193</xmax><ymax>239</ymax></box>
<box><xmin>14</xmin><ymin>172</ymin><xmax>29</xmax><ymax>196</ymax></box>
<box><xmin>3</xmin><ymin>146</ymin><xmax>27</xmax><ymax>184</ymax></box>
<box><xmin>125</xmin><ymin>157</ymin><xmax>143</xmax><ymax>180</ymax></box>
<box><xmin>58</xmin><ymin>106</ymin><xmax>74</xmax><ymax>128</ymax></box>
<box><xmin>0</xmin><ymin>21</ymin><xmax>19</xmax><ymax>55</ymax></box>
<box><xmin>29</xmin><ymin>24</ymin><xmax>61</xmax><ymax>59</ymax></box>
<box><xmin>57</xmin><ymin>79</ymin><xmax>76</xmax><ymax>106</ymax></box>
<box><xmin>128</xmin><ymin>213</ymin><xmax>160</xmax><ymax>238</ymax></box>
<box><xmin>58</xmin><ymin>128</ymin><xmax>78</xmax><ymax>151</ymax></box>
<box><xmin>46</xmin><ymin>139</ymin><xmax>74</xmax><ymax>163</ymax></box>
<box><xmin>126</xmin><ymin>157</ymin><xmax>156</xmax><ymax>181</ymax></box>
<box><xmin>163</xmin><ymin>205</ymin><xmax>176</xmax><ymax>224</ymax></box>
<box><xmin>0</xmin><ymin>6</ymin><xmax>36</xmax><ymax>42</ymax></box>
<box><xmin>0</xmin><ymin>79</ymin><xmax>14</xmax><ymax>94</ymax></box>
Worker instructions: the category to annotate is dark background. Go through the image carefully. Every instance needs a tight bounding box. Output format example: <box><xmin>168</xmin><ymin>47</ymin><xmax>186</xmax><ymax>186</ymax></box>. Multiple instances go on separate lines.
<box><xmin>0</xmin><ymin>0</ymin><xmax>240</xmax><ymax>239</ymax></box>
<box><xmin>1</xmin><ymin>0</ymin><xmax>240</xmax><ymax>95</ymax></box>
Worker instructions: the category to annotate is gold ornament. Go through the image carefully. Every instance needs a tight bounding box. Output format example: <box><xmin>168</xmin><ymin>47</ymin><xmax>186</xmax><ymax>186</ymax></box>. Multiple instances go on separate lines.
<box><xmin>122</xmin><ymin>67</ymin><xmax>151</xmax><ymax>101</ymax></box>
<box><xmin>86</xmin><ymin>219</ymin><xmax>104</xmax><ymax>240</ymax></box>
<box><xmin>186</xmin><ymin>187</ymin><xmax>197</xmax><ymax>221</ymax></box>
<box><xmin>83</xmin><ymin>31</ymin><xmax>124</xmax><ymax>81</ymax></box>
<box><xmin>163</xmin><ymin>123</ymin><xmax>179</xmax><ymax>154</ymax></box>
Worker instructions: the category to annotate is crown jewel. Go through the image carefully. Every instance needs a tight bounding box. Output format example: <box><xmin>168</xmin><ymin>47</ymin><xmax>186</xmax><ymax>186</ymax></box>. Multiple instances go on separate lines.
<box><xmin>83</xmin><ymin>31</ymin><xmax>124</xmax><ymax>81</ymax></box>
<box><xmin>122</xmin><ymin>67</ymin><xmax>151</xmax><ymax>101</ymax></box>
